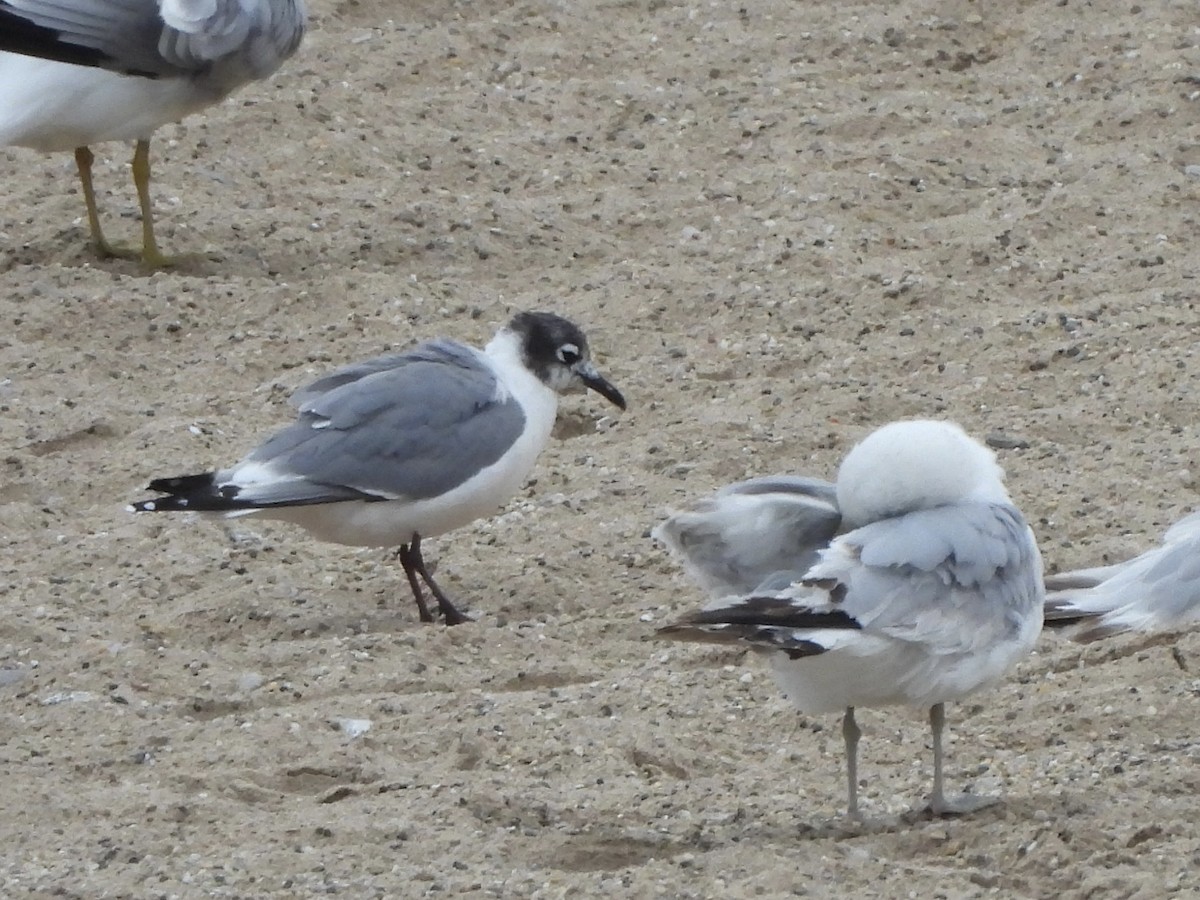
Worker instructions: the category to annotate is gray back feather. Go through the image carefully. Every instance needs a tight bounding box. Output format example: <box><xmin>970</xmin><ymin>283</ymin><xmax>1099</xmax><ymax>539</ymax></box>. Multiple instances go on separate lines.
<box><xmin>243</xmin><ymin>340</ymin><xmax>526</xmax><ymax>502</ymax></box>
<box><xmin>821</xmin><ymin>502</ymin><xmax>1044</xmax><ymax>652</ymax></box>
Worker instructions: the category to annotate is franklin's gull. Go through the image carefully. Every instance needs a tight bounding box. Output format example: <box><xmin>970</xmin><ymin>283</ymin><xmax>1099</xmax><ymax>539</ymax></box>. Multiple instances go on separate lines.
<box><xmin>0</xmin><ymin>0</ymin><xmax>306</xmax><ymax>266</ymax></box>
<box><xmin>1044</xmin><ymin>511</ymin><xmax>1200</xmax><ymax>642</ymax></box>
<box><xmin>656</xmin><ymin>420</ymin><xmax>1044</xmax><ymax>818</ymax></box>
<box><xmin>130</xmin><ymin>311</ymin><xmax>626</xmax><ymax>625</ymax></box>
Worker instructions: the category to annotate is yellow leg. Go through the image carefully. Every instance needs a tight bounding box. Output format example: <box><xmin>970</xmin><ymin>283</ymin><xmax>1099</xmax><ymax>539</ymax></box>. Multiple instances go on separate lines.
<box><xmin>74</xmin><ymin>144</ymin><xmax>171</xmax><ymax>264</ymax></box>
<box><xmin>73</xmin><ymin>146</ymin><xmax>135</xmax><ymax>260</ymax></box>
<box><xmin>130</xmin><ymin>138</ymin><xmax>176</xmax><ymax>268</ymax></box>
<box><xmin>72</xmin><ymin>141</ymin><xmax>198</xmax><ymax>267</ymax></box>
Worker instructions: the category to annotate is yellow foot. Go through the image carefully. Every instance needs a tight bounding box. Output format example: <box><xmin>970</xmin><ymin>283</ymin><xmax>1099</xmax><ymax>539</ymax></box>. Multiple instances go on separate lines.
<box><xmin>90</xmin><ymin>238</ymin><xmax>217</xmax><ymax>270</ymax></box>
<box><xmin>91</xmin><ymin>237</ymin><xmax>151</xmax><ymax>264</ymax></box>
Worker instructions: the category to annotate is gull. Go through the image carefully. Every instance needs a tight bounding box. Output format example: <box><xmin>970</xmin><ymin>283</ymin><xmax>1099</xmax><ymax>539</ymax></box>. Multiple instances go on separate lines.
<box><xmin>130</xmin><ymin>311</ymin><xmax>627</xmax><ymax>625</ymax></box>
<box><xmin>656</xmin><ymin>420</ymin><xmax>1044</xmax><ymax>818</ymax></box>
<box><xmin>1044</xmin><ymin>511</ymin><xmax>1200</xmax><ymax>642</ymax></box>
<box><xmin>0</xmin><ymin>0</ymin><xmax>307</xmax><ymax>266</ymax></box>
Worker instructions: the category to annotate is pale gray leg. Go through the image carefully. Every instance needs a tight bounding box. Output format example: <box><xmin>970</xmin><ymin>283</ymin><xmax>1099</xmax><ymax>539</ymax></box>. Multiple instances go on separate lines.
<box><xmin>842</xmin><ymin>706</ymin><xmax>862</xmax><ymax>818</ymax></box>
<box><xmin>929</xmin><ymin>702</ymin><xmax>948</xmax><ymax>811</ymax></box>
<box><xmin>927</xmin><ymin>702</ymin><xmax>997</xmax><ymax>816</ymax></box>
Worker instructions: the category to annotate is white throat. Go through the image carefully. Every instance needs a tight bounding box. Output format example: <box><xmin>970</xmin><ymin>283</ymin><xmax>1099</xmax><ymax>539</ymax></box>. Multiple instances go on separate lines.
<box><xmin>483</xmin><ymin>327</ymin><xmax>559</xmax><ymax>426</ymax></box>
<box><xmin>484</xmin><ymin>327</ymin><xmax>525</xmax><ymax>370</ymax></box>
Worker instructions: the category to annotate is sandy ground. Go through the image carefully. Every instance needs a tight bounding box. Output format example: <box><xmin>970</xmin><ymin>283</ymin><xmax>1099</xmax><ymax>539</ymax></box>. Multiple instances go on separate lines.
<box><xmin>2</xmin><ymin>0</ymin><xmax>1200</xmax><ymax>896</ymax></box>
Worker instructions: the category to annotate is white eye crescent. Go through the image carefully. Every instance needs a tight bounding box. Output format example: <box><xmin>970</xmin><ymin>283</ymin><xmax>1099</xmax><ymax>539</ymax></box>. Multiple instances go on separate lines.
<box><xmin>557</xmin><ymin>343</ymin><xmax>581</xmax><ymax>365</ymax></box>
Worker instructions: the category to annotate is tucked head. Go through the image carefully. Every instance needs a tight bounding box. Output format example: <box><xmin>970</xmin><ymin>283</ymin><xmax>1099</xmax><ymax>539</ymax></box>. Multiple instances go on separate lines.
<box><xmin>835</xmin><ymin>419</ymin><xmax>1009</xmax><ymax>528</ymax></box>
<box><xmin>507</xmin><ymin>311</ymin><xmax>626</xmax><ymax>409</ymax></box>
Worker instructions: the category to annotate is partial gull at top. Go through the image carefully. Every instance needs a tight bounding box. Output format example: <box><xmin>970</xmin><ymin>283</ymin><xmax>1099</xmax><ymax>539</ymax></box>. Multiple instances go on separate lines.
<box><xmin>0</xmin><ymin>0</ymin><xmax>306</xmax><ymax>266</ymax></box>
<box><xmin>1044</xmin><ymin>510</ymin><xmax>1200</xmax><ymax>642</ymax></box>
<box><xmin>656</xmin><ymin>420</ymin><xmax>1044</xmax><ymax>819</ymax></box>
<box><xmin>130</xmin><ymin>311</ymin><xmax>627</xmax><ymax>625</ymax></box>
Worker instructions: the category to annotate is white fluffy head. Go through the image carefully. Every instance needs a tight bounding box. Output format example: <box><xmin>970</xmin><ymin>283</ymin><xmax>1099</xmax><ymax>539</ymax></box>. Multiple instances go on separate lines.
<box><xmin>835</xmin><ymin>420</ymin><xmax>1010</xmax><ymax>528</ymax></box>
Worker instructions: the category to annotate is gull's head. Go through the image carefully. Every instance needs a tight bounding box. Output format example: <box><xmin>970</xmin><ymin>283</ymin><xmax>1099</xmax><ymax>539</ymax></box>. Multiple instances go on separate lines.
<box><xmin>835</xmin><ymin>419</ymin><xmax>1009</xmax><ymax>528</ymax></box>
<box><xmin>505</xmin><ymin>311</ymin><xmax>626</xmax><ymax>409</ymax></box>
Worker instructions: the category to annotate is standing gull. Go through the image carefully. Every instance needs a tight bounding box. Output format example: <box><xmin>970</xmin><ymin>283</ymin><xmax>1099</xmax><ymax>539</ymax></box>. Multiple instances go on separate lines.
<box><xmin>130</xmin><ymin>311</ymin><xmax>627</xmax><ymax>625</ymax></box>
<box><xmin>1044</xmin><ymin>511</ymin><xmax>1200</xmax><ymax>642</ymax></box>
<box><xmin>656</xmin><ymin>420</ymin><xmax>1044</xmax><ymax>818</ymax></box>
<box><xmin>0</xmin><ymin>0</ymin><xmax>307</xmax><ymax>266</ymax></box>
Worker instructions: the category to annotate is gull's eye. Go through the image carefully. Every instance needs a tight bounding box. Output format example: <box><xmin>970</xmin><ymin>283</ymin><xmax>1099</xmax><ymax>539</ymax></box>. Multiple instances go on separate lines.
<box><xmin>556</xmin><ymin>343</ymin><xmax>581</xmax><ymax>365</ymax></box>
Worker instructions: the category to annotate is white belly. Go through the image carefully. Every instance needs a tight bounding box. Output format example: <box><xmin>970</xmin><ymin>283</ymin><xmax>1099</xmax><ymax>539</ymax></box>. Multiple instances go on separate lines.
<box><xmin>766</xmin><ymin>616</ymin><xmax>1040</xmax><ymax>714</ymax></box>
<box><xmin>0</xmin><ymin>54</ymin><xmax>219</xmax><ymax>150</ymax></box>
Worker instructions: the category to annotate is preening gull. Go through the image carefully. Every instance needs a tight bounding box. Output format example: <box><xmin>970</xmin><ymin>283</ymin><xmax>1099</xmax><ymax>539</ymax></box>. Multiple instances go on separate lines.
<box><xmin>0</xmin><ymin>0</ymin><xmax>307</xmax><ymax>266</ymax></box>
<box><xmin>656</xmin><ymin>420</ymin><xmax>1044</xmax><ymax>818</ymax></box>
<box><xmin>1044</xmin><ymin>511</ymin><xmax>1200</xmax><ymax>642</ymax></box>
<box><xmin>130</xmin><ymin>311</ymin><xmax>627</xmax><ymax>625</ymax></box>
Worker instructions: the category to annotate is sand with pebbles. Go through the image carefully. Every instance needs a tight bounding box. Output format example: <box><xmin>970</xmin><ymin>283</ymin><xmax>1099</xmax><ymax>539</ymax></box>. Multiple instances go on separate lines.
<box><xmin>2</xmin><ymin>0</ymin><xmax>1199</xmax><ymax>896</ymax></box>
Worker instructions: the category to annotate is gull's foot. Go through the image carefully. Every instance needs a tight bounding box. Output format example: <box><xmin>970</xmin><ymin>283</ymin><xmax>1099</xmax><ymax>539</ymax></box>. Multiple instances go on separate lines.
<box><xmin>925</xmin><ymin>792</ymin><xmax>1001</xmax><ymax>818</ymax></box>
<box><xmin>439</xmin><ymin>603</ymin><xmax>473</xmax><ymax>627</ymax></box>
<box><xmin>91</xmin><ymin>237</ymin><xmax>217</xmax><ymax>270</ymax></box>
<box><xmin>91</xmin><ymin>237</ymin><xmax>145</xmax><ymax>264</ymax></box>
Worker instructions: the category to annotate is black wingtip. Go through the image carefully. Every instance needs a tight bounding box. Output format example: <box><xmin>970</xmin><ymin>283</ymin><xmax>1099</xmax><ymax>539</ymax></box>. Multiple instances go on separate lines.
<box><xmin>675</xmin><ymin>596</ymin><xmax>862</xmax><ymax>631</ymax></box>
<box><xmin>146</xmin><ymin>472</ymin><xmax>216</xmax><ymax>494</ymax></box>
<box><xmin>0</xmin><ymin>14</ymin><xmax>106</xmax><ymax>68</ymax></box>
<box><xmin>0</xmin><ymin>11</ymin><xmax>161</xmax><ymax>77</ymax></box>
<box><xmin>132</xmin><ymin>471</ymin><xmax>223</xmax><ymax>513</ymax></box>
<box><xmin>1042</xmin><ymin>598</ymin><xmax>1096</xmax><ymax>628</ymax></box>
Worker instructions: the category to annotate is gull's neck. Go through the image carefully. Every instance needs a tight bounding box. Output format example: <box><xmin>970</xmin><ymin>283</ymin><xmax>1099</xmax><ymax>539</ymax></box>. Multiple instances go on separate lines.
<box><xmin>483</xmin><ymin>326</ymin><xmax>560</xmax><ymax>441</ymax></box>
<box><xmin>483</xmin><ymin>327</ymin><xmax>525</xmax><ymax>374</ymax></box>
<box><xmin>483</xmin><ymin>327</ymin><xmax>556</xmax><ymax>399</ymax></box>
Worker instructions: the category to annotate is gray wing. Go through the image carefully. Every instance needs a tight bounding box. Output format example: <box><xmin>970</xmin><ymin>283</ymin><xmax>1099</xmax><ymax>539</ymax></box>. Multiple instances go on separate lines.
<box><xmin>0</xmin><ymin>0</ymin><xmax>304</xmax><ymax>80</ymax></box>
<box><xmin>287</xmin><ymin>340</ymin><xmax>479</xmax><ymax>409</ymax></box>
<box><xmin>1044</xmin><ymin>511</ymin><xmax>1200</xmax><ymax>640</ymax></box>
<box><xmin>653</xmin><ymin>475</ymin><xmax>841</xmax><ymax>597</ymax></box>
<box><xmin>839</xmin><ymin>503</ymin><xmax>1044</xmax><ymax>650</ymax></box>
<box><xmin>718</xmin><ymin>475</ymin><xmax>838</xmax><ymax>504</ymax></box>
<box><xmin>225</xmin><ymin>343</ymin><xmax>526</xmax><ymax>505</ymax></box>
<box><xmin>661</xmin><ymin>502</ymin><xmax>1043</xmax><ymax>657</ymax></box>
